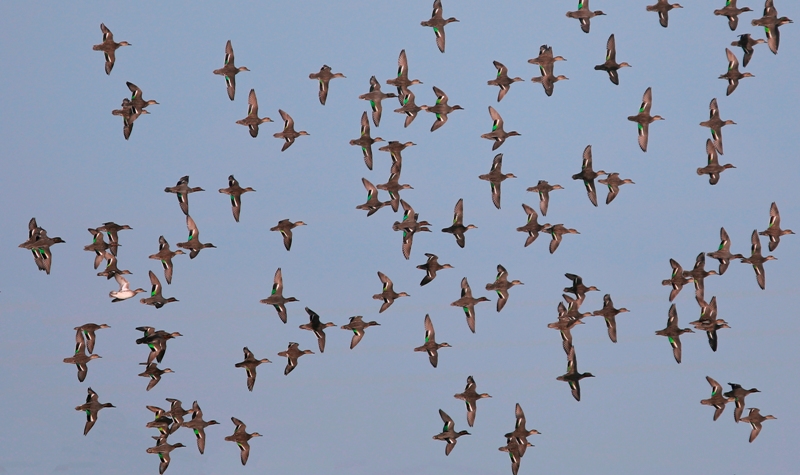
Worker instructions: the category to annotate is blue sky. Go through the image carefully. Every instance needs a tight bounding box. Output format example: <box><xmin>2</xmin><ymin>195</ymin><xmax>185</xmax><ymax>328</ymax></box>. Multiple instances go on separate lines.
<box><xmin>0</xmin><ymin>1</ymin><xmax>798</xmax><ymax>473</ymax></box>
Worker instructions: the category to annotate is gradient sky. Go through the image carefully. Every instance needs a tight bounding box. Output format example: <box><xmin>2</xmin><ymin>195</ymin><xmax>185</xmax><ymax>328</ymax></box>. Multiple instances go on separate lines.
<box><xmin>1</xmin><ymin>1</ymin><xmax>799</xmax><ymax>474</ymax></box>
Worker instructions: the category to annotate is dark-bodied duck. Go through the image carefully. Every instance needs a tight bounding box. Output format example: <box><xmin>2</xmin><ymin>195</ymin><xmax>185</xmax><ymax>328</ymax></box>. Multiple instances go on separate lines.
<box><xmin>356</xmin><ymin>177</ymin><xmax>391</xmax><ymax>217</ymax></box>
<box><xmin>647</xmin><ymin>0</ymin><xmax>683</xmax><ymax>27</ymax></box>
<box><xmin>147</xmin><ymin>434</ymin><xmax>185</xmax><ymax>474</ymax></box>
<box><xmin>392</xmin><ymin>199</ymin><xmax>432</xmax><ymax>259</ymax></box>
<box><xmin>454</xmin><ymin>376</ymin><xmax>491</xmax><ymax>427</ymax></box>
<box><xmin>557</xmin><ymin>346</ymin><xmax>595</xmax><ymax>401</ymax></box>
<box><xmin>417</xmin><ymin>253</ymin><xmax>453</xmax><ymax>286</ymax></box>
<box><xmin>218</xmin><ymin>175</ymin><xmax>255</xmax><ymax>222</ymax></box>
<box><xmin>420</xmin><ymin>86</ymin><xmax>463</xmax><ymax>132</ymax></box>
<box><xmin>149</xmin><ymin>236</ymin><xmax>185</xmax><ymax>285</ymax></box>
<box><xmin>177</xmin><ymin>215</ymin><xmax>216</xmax><ymax>259</ymax></box>
<box><xmin>526</xmin><ymin>180</ymin><xmax>563</xmax><ymax>216</ymax></box>
<box><xmin>377</xmin><ymin>162</ymin><xmax>413</xmax><ymax>212</ymax></box>
<box><xmin>627</xmin><ymin>87</ymin><xmax>663</xmax><ymax>152</ymax></box>
<box><xmin>740</xmin><ymin>230</ymin><xmax>776</xmax><ymax>289</ymax></box>
<box><xmin>598</xmin><ymin>173</ymin><xmax>635</xmax><ymax>204</ymax></box>
<box><xmin>75</xmin><ymin>387</ymin><xmax>114</xmax><ymax>436</ymax></box>
<box><xmin>421</xmin><ymin>0</ymin><xmax>459</xmax><ymax>53</ymax></box>
<box><xmin>563</xmin><ymin>273</ymin><xmax>599</xmax><ymax>301</ymax></box>
<box><xmin>92</xmin><ymin>23</ymin><xmax>130</xmax><ymax>75</ymax></box>
<box><xmin>544</xmin><ymin>224</ymin><xmax>580</xmax><ymax>254</ymax></box>
<box><xmin>707</xmin><ymin>227</ymin><xmax>744</xmax><ymax>275</ymax></box>
<box><xmin>595</xmin><ymin>34</ymin><xmax>631</xmax><ymax>85</ymax></box>
<box><xmin>479</xmin><ymin>153</ymin><xmax>516</xmax><ymax>209</ymax></box>
<box><xmin>96</xmin><ymin>251</ymin><xmax>130</xmax><ymax>280</ymax></box>
<box><xmin>182</xmin><ymin>401</ymin><xmax>219</xmax><ymax>454</ymax></box>
<box><xmin>715</xmin><ymin>0</ymin><xmax>754</xmax><ymax>30</ymax></box>
<box><xmin>700</xmin><ymin>98</ymin><xmax>736</xmax><ymax>155</ymax></box>
<box><xmin>309</xmin><ymin>65</ymin><xmax>345</xmax><ymax>105</ymax></box>
<box><xmin>140</xmin><ymin>270</ymin><xmax>178</xmax><ymax>309</ymax></box>
<box><xmin>691</xmin><ymin>296</ymin><xmax>729</xmax><ymax>352</ymax></box>
<box><xmin>111</xmin><ymin>98</ymin><xmax>148</xmax><ymax>140</ymax></box>
<box><xmin>166</xmin><ymin>398</ymin><xmax>190</xmax><ymax>434</ymax></box>
<box><xmin>759</xmin><ymin>202</ymin><xmax>794</xmax><ymax>251</ymax></box>
<box><xmin>136</xmin><ymin>327</ymin><xmax>182</xmax><ymax>365</ymax></box>
<box><xmin>299</xmin><ymin>307</ymin><xmax>335</xmax><ymax>353</ymax></box>
<box><xmin>516</xmin><ymin>204</ymin><xmax>549</xmax><ymax>247</ymax></box>
<box><xmin>394</xmin><ymin>89</ymin><xmax>423</xmax><ymax>128</ymax></box>
<box><xmin>720</xmin><ymin>48</ymin><xmax>754</xmax><ymax>96</ymax></box>
<box><xmin>378</xmin><ymin>140</ymin><xmax>416</xmax><ymax>171</ymax></box>
<box><xmin>126</xmin><ymin>81</ymin><xmax>158</xmax><ymax>114</ymax></box>
<box><xmin>340</xmin><ymin>316</ymin><xmax>380</xmax><ymax>349</ymax></box>
<box><xmin>64</xmin><ymin>329</ymin><xmax>101</xmax><ymax>382</ymax></box>
<box><xmin>591</xmin><ymin>294</ymin><xmax>630</xmax><ymax>343</ymax></box>
<box><xmin>110</xmin><ymin>274</ymin><xmax>145</xmax><ymax>302</ymax></box>
<box><xmin>273</xmin><ymin>109</ymin><xmax>309</xmax><ymax>151</ymax></box>
<box><xmin>260</xmin><ymin>267</ymin><xmax>299</xmax><ymax>324</ymax></box>
<box><xmin>145</xmin><ymin>405</ymin><xmax>174</xmax><ymax>434</ymax></box>
<box><xmin>236</xmin><ymin>89</ymin><xmax>272</xmax><ymax>138</ymax></box>
<box><xmin>531</xmin><ymin>70</ymin><xmax>569</xmax><ymax>97</ymax></box>
<box><xmin>213</xmin><ymin>40</ymin><xmax>249</xmax><ymax>100</ymax></box>
<box><xmin>700</xmin><ymin>376</ymin><xmax>735</xmax><ymax>421</ymax></box>
<box><xmin>234</xmin><ymin>347</ymin><xmax>271</xmax><ymax>392</ymax></box>
<box><xmin>277</xmin><ymin>342</ymin><xmax>314</xmax><ymax>375</ymax></box>
<box><xmin>740</xmin><ymin>408</ymin><xmax>776</xmax><ymax>442</ymax></box>
<box><xmin>386</xmin><ymin>49</ymin><xmax>423</xmax><ymax>96</ymax></box>
<box><xmin>499</xmin><ymin>437</ymin><xmax>532</xmax><ymax>475</ymax></box>
<box><xmin>662</xmin><ymin>258</ymin><xmax>693</xmax><ymax>301</ymax></box>
<box><xmin>571</xmin><ymin>145</ymin><xmax>606</xmax><ymax>207</ymax></box>
<box><xmin>96</xmin><ymin>222</ymin><xmax>131</xmax><ymax>255</ymax></box>
<box><xmin>698</xmin><ymin>139</ymin><xmax>735</xmax><ymax>185</ymax></box>
<box><xmin>503</xmin><ymin>403</ymin><xmax>541</xmax><ymax>458</ymax></box>
<box><xmin>349</xmin><ymin>111</ymin><xmax>384</xmax><ymax>170</ymax></box>
<box><xmin>481</xmin><ymin>106</ymin><xmax>520</xmax><ymax>150</ymax></box>
<box><xmin>655</xmin><ymin>304</ymin><xmax>694</xmax><ymax>363</ymax></box>
<box><xmin>270</xmin><ymin>219</ymin><xmax>306</xmax><ymax>251</ymax></box>
<box><xmin>225</xmin><ymin>417</ymin><xmax>261</xmax><ymax>466</ymax></box>
<box><xmin>488</xmin><ymin>61</ymin><xmax>523</xmax><ymax>102</ymax></box>
<box><xmin>451</xmin><ymin>277</ymin><xmax>490</xmax><ymax>333</ymax></box>
<box><xmin>373</xmin><ymin>271</ymin><xmax>409</xmax><ymax>313</ymax></box>
<box><xmin>414</xmin><ymin>314</ymin><xmax>451</xmax><ymax>368</ymax></box>
<box><xmin>358</xmin><ymin>76</ymin><xmax>397</xmax><ymax>127</ymax></box>
<box><xmin>566</xmin><ymin>0</ymin><xmax>606</xmax><ymax>33</ymax></box>
<box><xmin>751</xmin><ymin>0</ymin><xmax>793</xmax><ymax>54</ymax></box>
<box><xmin>548</xmin><ymin>301</ymin><xmax>585</xmax><ymax>355</ymax></box>
<box><xmin>684</xmin><ymin>252</ymin><xmax>718</xmax><ymax>300</ymax></box>
<box><xmin>486</xmin><ymin>265</ymin><xmax>523</xmax><ymax>312</ymax></box>
<box><xmin>164</xmin><ymin>175</ymin><xmax>204</xmax><ymax>216</ymax></box>
<box><xmin>20</xmin><ymin>227</ymin><xmax>65</xmax><ymax>275</ymax></box>
<box><xmin>724</xmin><ymin>383</ymin><xmax>761</xmax><ymax>422</ymax></box>
<box><xmin>528</xmin><ymin>44</ymin><xmax>567</xmax><ymax>77</ymax></box>
<box><xmin>84</xmin><ymin>228</ymin><xmax>113</xmax><ymax>269</ymax></box>
<box><xmin>138</xmin><ymin>363</ymin><xmax>173</xmax><ymax>391</ymax></box>
<box><xmin>74</xmin><ymin>323</ymin><xmax>110</xmax><ymax>355</ymax></box>
<box><xmin>442</xmin><ymin>198</ymin><xmax>477</xmax><ymax>248</ymax></box>
<box><xmin>732</xmin><ymin>34</ymin><xmax>766</xmax><ymax>67</ymax></box>
<box><xmin>433</xmin><ymin>409</ymin><xmax>470</xmax><ymax>455</ymax></box>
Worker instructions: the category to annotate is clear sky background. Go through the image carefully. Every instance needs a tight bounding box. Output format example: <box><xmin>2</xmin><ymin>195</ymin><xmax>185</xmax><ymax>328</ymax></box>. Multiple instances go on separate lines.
<box><xmin>0</xmin><ymin>1</ymin><xmax>798</xmax><ymax>474</ymax></box>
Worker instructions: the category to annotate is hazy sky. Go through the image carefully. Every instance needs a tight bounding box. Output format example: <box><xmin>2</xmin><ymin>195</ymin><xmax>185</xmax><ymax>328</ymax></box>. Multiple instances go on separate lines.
<box><xmin>0</xmin><ymin>1</ymin><xmax>798</xmax><ymax>474</ymax></box>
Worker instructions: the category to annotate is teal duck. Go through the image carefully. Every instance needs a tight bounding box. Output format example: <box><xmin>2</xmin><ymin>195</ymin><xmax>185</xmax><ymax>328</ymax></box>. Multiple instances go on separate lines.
<box><xmin>340</xmin><ymin>316</ymin><xmax>380</xmax><ymax>349</ymax></box>
<box><xmin>386</xmin><ymin>49</ymin><xmax>423</xmax><ymax>96</ymax></box>
<box><xmin>378</xmin><ymin>140</ymin><xmax>416</xmax><ymax>171</ymax></box>
<box><xmin>358</xmin><ymin>76</ymin><xmax>397</xmax><ymax>127</ymax></box>
<box><xmin>140</xmin><ymin>271</ymin><xmax>179</xmax><ymax>309</ymax></box>
<box><xmin>421</xmin><ymin>0</ymin><xmax>459</xmax><ymax>53</ymax></box>
<box><xmin>219</xmin><ymin>175</ymin><xmax>255</xmax><ymax>222</ymax></box>
<box><xmin>499</xmin><ymin>437</ymin><xmax>532</xmax><ymax>475</ymax></box>
<box><xmin>126</xmin><ymin>81</ymin><xmax>159</xmax><ymax>114</ymax></box>
<box><xmin>706</xmin><ymin>227</ymin><xmax>744</xmax><ymax>274</ymax></box>
<box><xmin>481</xmin><ymin>106</ymin><xmax>520</xmax><ymax>150</ymax></box>
<box><xmin>564</xmin><ymin>273</ymin><xmax>599</xmax><ymax>301</ymax></box>
<box><xmin>392</xmin><ymin>199</ymin><xmax>432</xmax><ymax>259</ymax></box>
<box><xmin>720</xmin><ymin>48</ymin><xmax>754</xmax><ymax>96</ymax></box>
<box><xmin>234</xmin><ymin>347</ymin><xmax>271</xmax><ymax>392</ymax></box>
<box><xmin>698</xmin><ymin>139</ymin><xmax>736</xmax><ymax>185</ymax></box>
<box><xmin>414</xmin><ymin>314</ymin><xmax>451</xmax><ymax>368</ymax></box>
<box><xmin>526</xmin><ymin>180</ymin><xmax>563</xmax><ymax>216</ymax></box>
<box><xmin>594</xmin><ymin>34</ymin><xmax>631</xmax><ymax>85</ymax></box>
<box><xmin>759</xmin><ymin>202</ymin><xmax>794</xmax><ymax>251</ymax></box>
<box><xmin>732</xmin><ymin>33</ymin><xmax>766</xmax><ymax>67</ymax></box>
<box><xmin>213</xmin><ymin>40</ymin><xmax>249</xmax><ymax>100</ymax></box>
<box><xmin>454</xmin><ymin>376</ymin><xmax>491</xmax><ymax>427</ymax></box>
<box><xmin>691</xmin><ymin>296</ymin><xmax>729</xmax><ymax>352</ymax></box>
<box><xmin>225</xmin><ymin>417</ymin><xmax>262</xmax><ymax>465</ymax></box>
<box><xmin>516</xmin><ymin>204</ymin><xmax>550</xmax><ymax>247</ymax></box>
<box><xmin>146</xmin><ymin>434</ymin><xmax>185</xmax><ymax>474</ymax></box>
<box><xmin>479</xmin><ymin>153</ymin><xmax>516</xmax><ymax>209</ymax></box>
<box><xmin>138</xmin><ymin>363</ymin><xmax>173</xmax><ymax>391</ymax></box>
<box><xmin>566</xmin><ymin>0</ymin><xmax>606</xmax><ymax>33</ymax></box>
<box><xmin>563</xmin><ymin>293</ymin><xmax>591</xmax><ymax>321</ymax></box>
<box><xmin>21</xmin><ymin>227</ymin><xmax>65</xmax><ymax>274</ymax></box>
<box><xmin>96</xmin><ymin>222</ymin><xmax>131</xmax><ymax>255</ymax></box>
<box><xmin>740</xmin><ymin>408</ymin><xmax>776</xmax><ymax>442</ymax></box>
<box><xmin>557</xmin><ymin>346</ymin><xmax>595</xmax><ymax>401</ymax></box>
<box><xmin>166</xmin><ymin>398</ymin><xmax>190</xmax><ymax>434</ymax></box>
<box><xmin>662</xmin><ymin>258</ymin><xmax>693</xmax><ymax>302</ymax></box>
<box><xmin>83</xmin><ymin>228</ymin><xmax>113</xmax><ymax>269</ymax></box>
<box><xmin>356</xmin><ymin>177</ymin><xmax>391</xmax><ymax>217</ymax></box>
<box><xmin>111</xmin><ymin>98</ymin><xmax>148</xmax><ymax>140</ymax></box>
<box><xmin>236</xmin><ymin>89</ymin><xmax>273</xmax><ymax>137</ymax></box>
<box><xmin>571</xmin><ymin>145</ymin><xmax>606</xmax><ymax>207</ymax></box>
<box><xmin>531</xmin><ymin>71</ymin><xmax>569</xmax><ymax>97</ymax></box>
<box><xmin>715</xmin><ymin>1</ymin><xmax>754</xmax><ymax>30</ymax></box>
<box><xmin>177</xmin><ymin>215</ymin><xmax>216</xmax><ymax>259</ymax></box>
<box><xmin>647</xmin><ymin>0</ymin><xmax>683</xmax><ymax>27</ymax></box>
<box><xmin>110</xmin><ymin>274</ymin><xmax>146</xmax><ymax>302</ymax></box>
<box><xmin>64</xmin><ymin>329</ymin><xmax>101</xmax><ymax>382</ymax></box>
<box><xmin>544</xmin><ymin>224</ymin><xmax>580</xmax><ymax>254</ymax></box>
<box><xmin>724</xmin><ymin>383</ymin><xmax>760</xmax><ymax>422</ymax></box>
<box><xmin>277</xmin><ymin>342</ymin><xmax>314</xmax><ymax>375</ymax></box>
<box><xmin>377</xmin><ymin>162</ymin><xmax>413</xmax><ymax>212</ymax></box>
<box><xmin>627</xmin><ymin>87</ymin><xmax>664</xmax><ymax>152</ymax></box>
<box><xmin>148</xmin><ymin>236</ymin><xmax>185</xmax><ymax>285</ymax></box>
<box><xmin>751</xmin><ymin>0</ymin><xmax>793</xmax><ymax>54</ymax></box>
<box><xmin>92</xmin><ymin>23</ymin><xmax>130</xmax><ymax>75</ymax></box>
<box><xmin>75</xmin><ymin>387</ymin><xmax>114</xmax><ymax>436</ymax></box>
<box><xmin>373</xmin><ymin>271</ymin><xmax>410</xmax><ymax>313</ymax></box>
<box><xmin>309</xmin><ymin>64</ymin><xmax>345</xmax><ymax>105</ymax></box>
<box><xmin>270</xmin><ymin>219</ymin><xmax>306</xmax><ymax>251</ymax></box>
<box><xmin>420</xmin><ymin>86</ymin><xmax>463</xmax><ymax>132</ymax></box>
<box><xmin>146</xmin><ymin>406</ymin><xmax>173</xmax><ymax>434</ymax></box>
<box><xmin>260</xmin><ymin>267</ymin><xmax>299</xmax><ymax>324</ymax></box>
<box><xmin>432</xmin><ymin>409</ymin><xmax>470</xmax><ymax>455</ymax></box>
<box><xmin>700</xmin><ymin>376</ymin><xmax>735</xmax><ymax>421</ymax></box>
<box><xmin>416</xmin><ymin>253</ymin><xmax>453</xmax><ymax>286</ymax></box>
<box><xmin>182</xmin><ymin>401</ymin><xmax>219</xmax><ymax>454</ymax></box>
<box><xmin>136</xmin><ymin>327</ymin><xmax>182</xmax><ymax>365</ymax></box>
<box><xmin>349</xmin><ymin>111</ymin><xmax>384</xmax><ymax>170</ymax></box>
<box><xmin>273</xmin><ymin>109</ymin><xmax>309</xmax><ymax>151</ymax></box>
<box><xmin>451</xmin><ymin>277</ymin><xmax>490</xmax><ymax>333</ymax></box>
<box><xmin>503</xmin><ymin>403</ymin><xmax>541</xmax><ymax>458</ymax></box>
<box><xmin>549</xmin><ymin>302</ymin><xmax>586</xmax><ymax>355</ymax></box>
<box><xmin>598</xmin><ymin>173</ymin><xmax>634</xmax><ymax>204</ymax></box>
<box><xmin>442</xmin><ymin>198</ymin><xmax>477</xmax><ymax>248</ymax></box>
<box><xmin>683</xmin><ymin>252</ymin><xmax>718</xmax><ymax>300</ymax></box>
<box><xmin>488</xmin><ymin>61</ymin><xmax>523</xmax><ymax>102</ymax></box>
<box><xmin>486</xmin><ymin>264</ymin><xmax>523</xmax><ymax>312</ymax></box>
<box><xmin>164</xmin><ymin>175</ymin><xmax>204</xmax><ymax>216</ymax></box>
<box><xmin>591</xmin><ymin>294</ymin><xmax>629</xmax><ymax>343</ymax></box>
<box><xmin>74</xmin><ymin>323</ymin><xmax>110</xmax><ymax>354</ymax></box>
<box><xmin>394</xmin><ymin>90</ymin><xmax>422</xmax><ymax>128</ymax></box>
<box><xmin>700</xmin><ymin>98</ymin><xmax>736</xmax><ymax>155</ymax></box>
<box><xmin>299</xmin><ymin>307</ymin><xmax>335</xmax><ymax>353</ymax></box>
<box><xmin>97</xmin><ymin>250</ymin><xmax>131</xmax><ymax>280</ymax></box>
<box><xmin>740</xmin><ymin>229</ymin><xmax>776</xmax><ymax>289</ymax></box>
<box><xmin>528</xmin><ymin>44</ymin><xmax>566</xmax><ymax>77</ymax></box>
<box><xmin>655</xmin><ymin>304</ymin><xmax>694</xmax><ymax>363</ymax></box>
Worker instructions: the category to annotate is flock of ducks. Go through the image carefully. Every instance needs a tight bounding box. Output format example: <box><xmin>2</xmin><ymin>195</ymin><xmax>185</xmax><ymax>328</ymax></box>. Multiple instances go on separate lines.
<box><xmin>14</xmin><ymin>0</ymin><xmax>793</xmax><ymax>473</ymax></box>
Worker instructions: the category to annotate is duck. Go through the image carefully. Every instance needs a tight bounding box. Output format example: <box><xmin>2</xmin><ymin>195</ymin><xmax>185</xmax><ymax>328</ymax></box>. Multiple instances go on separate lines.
<box><xmin>299</xmin><ymin>308</ymin><xmax>335</xmax><ymax>353</ymax></box>
<box><xmin>598</xmin><ymin>173</ymin><xmax>635</xmax><ymax>204</ymax></box>
<box><xmin>715</xmin><ymin>0</ymin><xmax>754</xmax><ymax>30</ymax></box>
<box><xmin>531</xmin><ymin>71</ymin><xmax>569</xmax><ymax>97</ymax></box>
<box><xmin>724</xmin><ymin>383</ymin><xmax>761</xmax><ymax>422</ymax></box>
<box><xmin>544</xmin><ymin>224</ymin><xmax>580</xmax><ymax>254</ymax></box>
<box><xmin>740</xmin><ymin>230</ymin><xmax>776</xmax><ymax>289</ymax></box>
<box><xmin>277</xmin><ymin>342</ymin><xmax>314</xmax><ymax>375</ymax></box>
<box><xmin>414</xmin><ymin>314</ymin><xmax>451</xmax><ymax>368</ymax></box>
<box><xmin>111</xmin><ymin>98</ymin><xmax>148</xmax><ymax>140</ymax></box>
<box><xmin>309</xmin><ymin>65</ymin><xmax>345</xmax><ymax>105</ymax></box>
<box><xmin>392</xmin><ymin>200</ymin><xmax>432</xmax><ymax>259</ymax></box>
<box><xmin>526</xmin><ymin>180</ymin><xmax>563</xmax><ymax>216</ymax></box>
<box><xmin>358</xmin><ymin>76</ymin><xmax>397</xmax><ymax>127</ymax></box>
<box><xmin>182</xmin><ymin>401</ymin><xmax>219</xmax><ymax>454</ymax></box>
<box><xmin>386</xmin><ymin>49</ymin><xmax>423</xmax><ymax>96</ymax></box>
<box><xmin>96</xmin><ymin>222</ymin><xmax>131</xmax><ymax>255</ymax></box>
<box><xmin>481</xmin><ymin>106</ymin><xmax>520</xmax><ymax>150</ymax></box>
<box><xmin>557</xmin><ymin>346</ymin><xmax>595</xmax><ymax>401</ymax></box>
<box><xmin>451</xmin><ymin>277</ymin><xmax>490</xmax><ymax>333</ymax></box>
<box><xmin>594</xmin><ymin>34</ymin><xmax>631</xmax><ymax>85</ymax></box>
<box><xmin>454</xmin><ymin>376</ymin><xmax>491</xmax><ymax>427</ymax></box>
<box><xmin>503</xmin><ymin>403</ymin><xmax>541</xmax><ymax>458</ymax></box>
<box><xmin>378</xmin><ymin>140</ymin><xmax>416</xmax><ymax>171</ymax></box>
<box><xmin>478</xmin><ymin>153</ymin><xmax>516</xmax><ymax>209</ymax></box>
<box><xmin>646</xmin><ymin>0</ymin><xmax>683</xmax><ymax>27</ymax></box>
<box><xmin>340</xmin><ymin>316</ymin><xmax>380</xmax><ymax>349</ymax></box>
<box><xmin>662</xmin><ymin>258</ymin><xmax>693</xmax><ymax>301</ymax></box>
<box><xmin>92</xmin><ymin>23</ymin><xmax>130</xmax><ymax>75</ymax></box>
<box><xmin>759</xmin><ymin>202</ymin><xmax>794</xmax><ymax>251</ymax></box>
<box><xmin>349</xmin><ymin>111</ymin><xmax>384</xmax><ymax>170</ymax></box>
<box><xmin>563</xmin><ymin>273</ymin><xmax>599</xmax><ymax>301</ymax></box>
<box><xmin>20</xmin><ymin>227</ymin><xmax>65</xmax><ymax>275</ymax></box>
<box><xmin>698</xmin><ymin>139</ymin><xmax>736</xmax><ymax>185</ymax></box>
<box><xmin>373</xmin><ymin>271</ymin><xmax>410</xmax><ymax>313</ymax></box>
<box><xmin>655</xmin><ymin>304</ymin><xmax>694</xmax><ymax>364</ymax></box>
<box><xmin>683</xmin><ymin>252</ymin><xmax>718</xmax><ymax>300</ymax></box>
<box><xmin>488</xmin><ymin>61</ymin><xmax>524</xmax><ymax>102</ymax></box>
<box><xmin>110</xmin><ymin>274</ymin><xmax>146</xmax><ymax>302</ymax></box>
<box><xmin>499</xmin><ymin>437</ymin><xmax>533</xmax><ymax>475</ymax></box>
<box><xmin>270</xmin><ymin>219</ymin><xmax>306</xmax><ymax>251</ymax></box>
<box><xmin>486</xmin><ymin>264</ymin><xmax>523</xmax><ymax>312</ymax></box>
<box><xmin>213</xmin><ymin>40</ymin><xmax>249</xmax><ymax>100</ymax></box>
<box><xmin>138</xmin><ymin>363</ymin><xmax>173</xmax><ymax>391</ymax></box>
<box><xmin>177</xmin><ymin>215</ymin><xmax>216</xmax><ymax>259</ymax></box>
<box><xmin>516</xmin><ymin>204</ymin><xmax>549</xmax><ymax>248</ymax></box>
<box><xmin>273</xmin><ymin>109</ymin><xmax>309</xmax><ymax>151</ymax></box>
<box><xmin>421</xmin><ymin>0</ymin><xmax>459</xmax><ymax>53</ymax></box>
<box><xmin>590</xmin><ymin>294</ymin><xmax>630</xmax><ymax>343</ymax></box>
<box><xmin>148</xmin><ymin>236</ymin><xmax>185</xmax><ymax>285</ymax></box>
<box><xmin>75</xmin><ymin>387</ymin><xmax>114</xmax><ymax>435</ymax></box>
<box><xmin>260</xmin><ymin>267</ymin><xmax>299</xmax><ymax>324</ymax></box>
<box><xmin>720</xmin><ymin>48</ymin><xmax>754</xmax><ymax>96</ymax></box>
<box><xmin>706</xmin><ymin>227</ymin><xmax>744</xmax><ymax>275</ymax></box>
<box><xmin>527</xmin><ymin>44</ymin><xmax>567</xmax><ymax>77</ymax></box>
<box><xmin>751</xmin><ymin>0</ymin><xmax>793</xmax><ymax>54</ymax></box>
<box><xmin>64</xmin><ymin>329</ymin><xmax>102</xmax><ymax>382</ymax></box>
<box><xmin>96</xmin><ymin>250</ymin><xmax>131</xmax><ymax>280</ymax></box>
<box><xmin>700</xmin><ymin>98</ymin><xmax>736</xmax><ymax>155</ymax></box>
<box><xmin>571</xmin><ymin>145</ymin><xmax>607</xmax><ymax>207</ymax></box>
<box><xmin>441</xmin><ymin>198</ymin><xmax>477</xmax><ymax>248</ymax></box>
<box><xmin>234</xmin><ymin>347</ymin><xmax>271</xmax><ymax>392</ymax></box>
<box><xmin>432</xmin><ymin>409</ymin><xmax>470</xmax><ymax>455</ymax></box>
<box><xmin>740</xmin><ymin>408</ymin><xmax>776</xmax><ymax>442</ymax></box>
<box><xmin>627</xmin><ymin>87</ymin><xmax>664</xmax><ymax>152</ymax></box>
<box><xmin>83</xmin><ymin>228</ymin><xmax>113</xmax><ymax>269</ymax></box>
<box><xmin>140</xmin><ymin>271</ymin><xmax>179</xmax><ymax>309</ymax></box>
<box><xmin>420</xmin><ymin>86</ymin><xmax>463</xmax><ymax>131</ymax></box>
<box><xmin>416</xmin><ymin>253</ymin><xmax>453</xmax><ymax>286</ymax></box>
<box><xmin>74</xmin><ymin>323</ymin><xmax>110</xmax><ymax>354</ymax></box>
<box><xmin>700</xmin><ymin>376</ymin><xmax>736</xmax><ymax>422</ymax></box>
<box><xmin>394</xmin><ymin>90</ymin><xmax>423</xmax><ymax>128</ymax></box>
<box><xmin>146</xmin><ymin>434</ymin><xmax>185</xmax><ymax>474</ymax></box>
<box><xmin>136</xmin><ymin>327</ymin><xmax>182</xmax><ymax>365</ymax></box>
<box><xmin>164</xmin><ymin>175</ymin><xmax>204</xmax><ymax>216</ymax></box>
<box><xmin>377</xmin><ymin>162</ymin><xmax>413</xmax><ymax>212</ymax></box>
<box><xmin>165</xmin><ymin>398</ymin><xmax>191</xmax><ymax>434</ymax></box>
<box><xmin>566</xmin><ymin>0</ymin><xmax>606</xmax><ymax>33</ymax></box>
<box><xmin>126</xmin><ymin>81</ymin><xmax>159</xmax><ymax>114</ymax></box>
<box><xmin>235</xmin><ymin>89</ymin><xmax>273</xmax><ymax>137</ymax></box>
<box><xmin>225</xmin><ymin>418</ymin><xmax>261</xmax><ymax>466</ymax></box>
<box><xmin>731</xmin><ymin>34</ymin><xmax>766</xmax><ymax>68</ymax></box>
<box><xmin>218</xmin><ymin>175</ymin><xmax>255</xmax><ymax>222</ymax></box>
<box><xmin>548</xmin><ymin>302</ymin><xmax>586</xmax><ymax>355</ymax></box>
<box><xmin>355</xmin><ymin>177</ymin><xmax>391</xmax><ymax>217</ymax></box>
<box><xmin>691</xmin><ymin>296</ymin><xmax>729</xmax><ymax>352</ymax></box>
